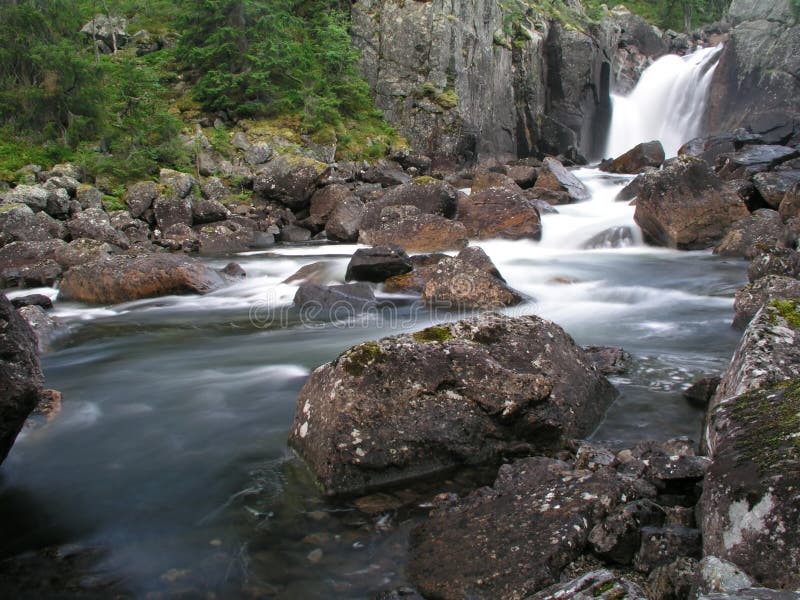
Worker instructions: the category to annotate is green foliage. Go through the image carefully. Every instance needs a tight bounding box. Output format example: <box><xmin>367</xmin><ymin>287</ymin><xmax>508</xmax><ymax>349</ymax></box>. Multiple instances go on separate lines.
<box><xmin>176</xmin><ymin>0</ymin><xmax>373</xmax><ymax>133</ymax></box>
<box><xmin>586</xmin><ymin>0</ymin><xmax>731</xmax><ymax>32</ymax></box>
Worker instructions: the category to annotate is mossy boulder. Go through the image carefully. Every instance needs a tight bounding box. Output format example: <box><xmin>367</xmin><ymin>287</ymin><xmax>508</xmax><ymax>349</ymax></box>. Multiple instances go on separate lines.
<box><xmin>252</xmin><ymin>154</ymin><xmax>328</xmax><ymax>211</ymax></box>
<box><xmin>288</xmin><ymin>313</ymin><xmax>616</xmax><ymax>496</ymax></box>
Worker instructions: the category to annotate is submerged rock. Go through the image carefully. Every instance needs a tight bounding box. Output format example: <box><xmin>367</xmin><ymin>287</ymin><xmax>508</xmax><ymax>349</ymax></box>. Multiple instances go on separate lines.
<box><xmin>533</xmin><ymin>157</ymin><xmax>591</xmax><ymax>203</ymax></box>
<box><xmin>0</xmin><ymin>294</ymin><xmax>43</xmax><ymax>464</ymax></box>
<box><xmin>345</xmin><ymin>245</ymin><xmax>412</xmax><ymax>283</ymax></box>
<box><xmin>58</xmin><ymin>254</ymin><xmax>225</xmax><ymax>305</ymax></box>
<box><xmin>408</xmin><ymin>457</ymin><xmax>643</xmax><ymax>599</ymax></box>
<box><xmin>288</xmin><ymin>313</ymin><xmax>616</xmax><ymax>496</ymax></box>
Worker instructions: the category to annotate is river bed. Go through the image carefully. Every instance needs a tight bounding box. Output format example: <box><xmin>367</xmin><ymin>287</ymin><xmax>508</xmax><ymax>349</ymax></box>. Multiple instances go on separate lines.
<box><xmin>0</xmin><ymin>168</ymin><xmax>747</xmax><ymax>598</ymax></box>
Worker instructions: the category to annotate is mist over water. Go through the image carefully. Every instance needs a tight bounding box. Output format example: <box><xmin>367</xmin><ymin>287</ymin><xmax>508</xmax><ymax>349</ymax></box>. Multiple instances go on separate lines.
<box><xmin>606</xmin><ymin>45</ymin><xmax>723</xmax><ymax>158</ymax></box>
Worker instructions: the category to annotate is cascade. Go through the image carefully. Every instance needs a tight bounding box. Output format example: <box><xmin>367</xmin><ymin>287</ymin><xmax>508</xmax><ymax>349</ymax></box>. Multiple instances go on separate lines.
<box><xmin>605</xmin><ymin>45</ymin><xmax>723</xmax><ymax>159</ymax></box>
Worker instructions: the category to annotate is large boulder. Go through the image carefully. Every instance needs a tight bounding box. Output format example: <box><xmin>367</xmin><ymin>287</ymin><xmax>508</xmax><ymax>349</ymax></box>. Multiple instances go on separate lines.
<box><xmin>252</xmin><ymin>155</ymin><xmax>327</xmax><ymax>210</ymax></box>
<box><xmin>753</xmin><ymin>170</ymin><xmax>800</xmax><ymax>209</ymax></box>
<box><xmin>345</xmin><ymin>245</ymin><xmax>412</xmax><ymax>283</ymax></box>
<box><xmin>0</xmin><ymin>184</ymin><xmax>50</xmax><ymax>212</ymax></box>
<box><xmin>124</xmin><ymin>181</ymin><xmax>159</xmax><ymax>218</ymax></box>
<box><xmin>457</xmin><ymin>188</ymin><xmax>542</xmax><ymax>240</ymax></box>
<box><xmin>533</xmin><ymin>157</ymin><xmax>591</xmax><ymax>203</ymax></box>
<box><xmin>408</xmin><ymin>457</ymin><xmax>644</xmax><ymax>599</ymax></box>
<box><xmin>420</xmin><ymin>249</ymin><xmax>523</xmax><ymax>309</ymax></box>
<box><xmin>713</xmin><ymin>209</ymin><xmax>788</xmax><ymax>258</ymax></box>
<box><xmin>153</xmin><ymin>194</ymin><xmax>193</xmax><ymax>231</ymax></box>
<box><xmin>701</xmin><ymin>298</ymin><xmax>800</xmax><ymax>590</ymax></box>
<box><xmin>288</xmin><ymin>313</ymin><xmax>617</xmax><ymax>496</ymax></box>
<box><xmin>325</xmin><ymin>195</ymin><xmax>365</xmax><ymax>242</ymax></box>
<box><xmin>634</xmin><ymin>156</ymin><xmax>750</xmax><ymax>249</ymax></box>
<box><xmin>0</xmin><ymin>294</ymin><xmax>43</xmax><ymax>464</ymax></box>
<box><xmin>359</xmin><ymin>179</ymin><xmax>459</xmax><ymax>232</ymax></box>
<box><xmin>53</xmin><ymin>239</ymin><xmax>115</xmax><ymax>269</ymax></box>
<box><xmin>67</xmin><ymin>208</ymin><xmax>130</xmax><ymax>249</ymax></box>
<box><xmin>0</xmin><ymin>203</ymin><xmax>53</xmax><ymax>244</ymax></box>
<box><xmin>0</xmin><ymin>240</ymin><xmax>66</xmax><ymax>287</ymax></box>
<box><xmin>358</xmin><ymin>205</ymin><xmax>468</xmax><ymax>253</ymax></box>
<box><xmin>716</xmin><ymin>145</ymin><xmax>799</xmax><ymax>180</ymax></box>
<box><xmin>600</xmin><ymin>140</ymin><xmax>666</xmax><ymax>174</ymax></box>
<box><xmin>58</xmin><ymin>254</ymin><xmax>226</xmax><ymax>305</ymax></box>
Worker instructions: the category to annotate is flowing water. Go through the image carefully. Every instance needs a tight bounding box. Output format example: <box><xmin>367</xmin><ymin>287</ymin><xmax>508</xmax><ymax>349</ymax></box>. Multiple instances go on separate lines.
<box><xmin>0</xmin><ymin>48</ymin><xmax>745</xmax><ymax>598</ymax></box>
<box><xmin>605</xmin><ymin>44</ymin><xmax>723</xmax><ymax>158</ymax></box>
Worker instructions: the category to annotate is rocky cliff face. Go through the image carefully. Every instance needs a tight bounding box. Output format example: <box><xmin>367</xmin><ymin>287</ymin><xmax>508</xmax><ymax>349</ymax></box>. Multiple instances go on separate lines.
<box><xmin>707</xmin><ymin>0</ymin><xmax>800</xmax><ymax>139</ymax></box>
<box><xmin>351</xmin><ymin>0</ymin><xmax>617</xmax><ymax>163</ymax></box>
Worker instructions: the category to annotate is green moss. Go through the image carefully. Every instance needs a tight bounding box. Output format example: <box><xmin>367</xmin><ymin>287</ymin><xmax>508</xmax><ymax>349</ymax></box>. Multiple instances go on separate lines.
<box><xmin>101</xmin><ymin>195</ymin><xmax>126</xmax><ymax>212</ymax></box>
<box><xmin>593</xmin><ymin>581</ymin><xmax>616</xmax><ymax>596</ymax></box>
<box><xmin>412</xmin><ymin>325</ymin><xmax>454</xmax><ymax>343</ymax></box>
<box><xmin>727</xmin><ymin>378</ymin><xmax>800</xmax><ymax>474</ymax></box>
<box><xmin>771</xmin><ymin>299</ymin><xmax>800</xmax><ymax>329</ymax></box>
<box><xmin>412</xmin><ymin>176</ymin><xmax>438</xmax><ymax>185</ymax></box>
<box><xmin>341</xmin><ymin>342</ymin><xmax>387</xmax><ymax>376</ymax></box>
<box><xmin>434</xmin><ymin>87</ymin><xmax>458</xmax><ymax>109</ymax></box>
<box><xmin>0</xmin><ymin>202</ymin><xmax>26</xmax><ymax>214</ymax></box>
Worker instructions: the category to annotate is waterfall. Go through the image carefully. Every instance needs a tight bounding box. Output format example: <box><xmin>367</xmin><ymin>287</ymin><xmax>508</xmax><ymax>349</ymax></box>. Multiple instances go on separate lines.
<box><xmin>605</xmin><ymin>45</ymin><xmax>723</xmax><ymax>159</ymax></box>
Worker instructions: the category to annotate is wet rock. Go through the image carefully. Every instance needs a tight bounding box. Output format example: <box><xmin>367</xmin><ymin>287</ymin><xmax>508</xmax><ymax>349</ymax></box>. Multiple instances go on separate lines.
<box><xmin>526</xmin><ymin>187</ymin><xmax>572</xmax><ymax>206</ymax></box>
<box><xmin>634</xmin><ymin>156</ymin><xmax>750</xmax><ymax>250</ymax></box>
<box><xmin>408</xmin><ymin>457</ymin><xmax>641</xmax><ymax>599</ymax></box>
<box><xmin>601</xmin><ymin>140</ymin><xmax>666</xmax><ymax>174</ymax></box>
<box><xmin>589</xmin><ymin>499</ymin><xmax>666</xmax><ymax>565</ymax></box>
<box><xmin>683</xmin><ymin>376</ymin><xmax>721</xmax><ymax>408</ymax></box>
<box><xmin>582</xmin><ymin>226</ymin><xmax>636</xmax><ymax>249</ymax></box>
<box><xmin>358</xmin><ymin>206</ymin><xmax>468</xmax><ymax>253</ymax></box>
<box><xmin>220</xmin><ymin>262</ymin><xmax>246</xmax><ymax>280</ymax></box>
<box><xmin>360</xmin><ymin>179</ymin><xmax>459</xmax><ymax>232</ymax></box>
<box><xmin>456</xmin><ymin>188</ymin><xmax>542</xmax><ymax>240</ymax></box>
<box><xmin>634</xmin><ymin>525</ymin><xmax>701</xmax><ymax>574</ymax></box>
<box><xmin>308</xmin><ymin>184</ymin><xmax>354</xmax><ymax>229</ymax></box>
<box><xmin>716</xmin><ymin>145</ymin><xmax>799</xmax><ymax>180</ymax></box>
<box><xmin>648</xmin><ymin>557</ymin><xmax>698</xmax><ymax>600</ymax></box>
<box><xmin>582</xmin><ymin>345</ymin><xmax>631</xmax><ymax>375</ymax></box>
<box><xmin>14</xmin><ymin>260</ymin><xmax>63</xmax><ymax>288</ymax></box>
<box><xmin>253</xmin><ymin>155</ymin><xmax>328</xmax><ymax>210</ymax></box>
<box><xmin>195</xmin><ymin>222</ymin><xmax>254</xmax><ymax>256</ymax></box>
<box><xmin>345</xmin><ymin>245</ymin><xmax>412</xmax><ymax>283</ymax></box>
<box><xmin>17</xmin><ymin>305</ymin><xmax>61</xmax><ymax>352</ymax></box>
<box><xmin>325</xmin><ymin>195</ymin><xmax>365</xmax><ymax>242</ymax></box>
<box><xmin>58</xmin><ymin>254</ymin><xmax>226</xmax><ymax>305</ymax></box>
<box><xmin>690</xmin><ymin>556</ymin><xmax>754</xmax><ymax>598</ymax></box>
<box><xmin>733</xmin><ymin>274</ymin><xmax>800</xmax><ymax>328</ymax></box>
<box><xmin>533</xmin><ymin>157</ymin><xmax>591</xmax><ymax>203</ymax></box>
<box><xmin>10</xmin><ymin>294</ymin><xmax>53</xmax><ymax>310</ymax></box>
<box><xmin>0</xmin><ymin>294</ymin><xmax>43</xmax><ymax>464</ymax></box>
<box><xmin>192</xmin><ymin>198</ymin><xmax>230</xmax><ymax>224</ymax></box>
<box><xmin>530</xmin><ymin>198</ymin><xmax>559</xmax><ymax>214</ymax></box>
<box><xmin>504</xmin><ymin>163</ymin><xmax>538</xmax><ymax>189</ymax></box>
<box><xmin>289</xmin><ymin>313</ymin><xmax>617</xmax><ymax>496</ymax></box>
<box><xmin>360</xmin><ymin>160</ymin><xmax>411</xmax><ymax>187</ymax></box>
<box><xmin>747</xmin><ymin>246</ymin><xmax>800</xmax><ymax>282</ymax></box>
<box><xmin>713</xmin><ymin>209</ymin><xmax>788</xmax><ymax>258</ymax></box>
<box><xmin>280</xmin><ymin>224</ymin><xmax>312</xmax><ymax>243</ymax></box>
<box><xmin>529</xmin><ymin>569</ymin><xmax>647</xmax><ymax>599</ymax></box>
<box><xmin>615</xmin><ymin>172</ymin><xmax>649</xmax><ymax>202</ymax></box>
<box><xmin>679</xmin><ymin>132</ymin><xmax>758</xmax><ymax>167</ymax></box>
<box><xmin>159</xmin><ymin>168</ymin><xmax>196</xmax><ymax>199</ymax></box>
<box><xmin>283</xmin><ymin>261</ymin><xmax>338</xmax><ymax>285</ymax></box>
<box><xmin>124</xmin><ymin>181</ymin><xmax>159</xmax><ymax>218</ymax></box>
<box><xmin>293</xmin><ymin>282</ymin><xmax>376</xmax><ymax>317</ymax></box>
<box><xmin>420</xmin><ymin>252</ymin><xmax>523</xmax><ymax>309</ymax></box>
<box><xmin>753</xmin><ymin>170</ymin><xmax>800</xmax><ymax>209</ymax></box>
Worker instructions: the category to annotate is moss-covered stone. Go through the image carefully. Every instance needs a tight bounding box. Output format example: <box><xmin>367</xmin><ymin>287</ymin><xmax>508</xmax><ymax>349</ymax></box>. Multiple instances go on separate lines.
<box><xmin>0</xmin><ymin>202</ymin><xmax>27</xmax><ymax>214</ymax></box>
<box><xmin>771</xmin><ymin>299</ymin><xmax>800</xmax><ymax>329</ymax></box>
<box><xmin>412</xmin><ymin>325</ymin><xmax>454</xmax><ymax>343</ymax></box>
<box><xmin>341</xmin><ymin>342</ymin><xmax>387</xmax><ymax>376</ymax></box>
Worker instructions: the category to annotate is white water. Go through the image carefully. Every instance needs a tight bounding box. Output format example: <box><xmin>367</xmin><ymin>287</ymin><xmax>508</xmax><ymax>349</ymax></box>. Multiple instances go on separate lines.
<box><xmin>605</xmin><ymin>44</ymin><xmax>723</xmax><ymax>158</ymax></box>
